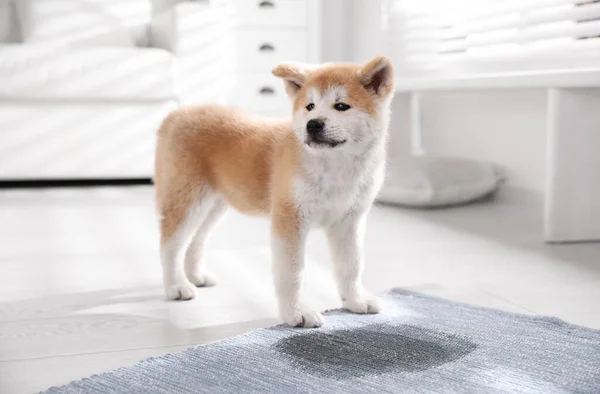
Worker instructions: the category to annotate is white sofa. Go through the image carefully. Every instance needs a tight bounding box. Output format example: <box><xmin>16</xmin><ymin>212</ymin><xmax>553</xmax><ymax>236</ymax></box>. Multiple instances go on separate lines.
<box><xmin>0</xmin><ymin>0</ymin><xmax>233</xmax><ymax>180</ymax></box>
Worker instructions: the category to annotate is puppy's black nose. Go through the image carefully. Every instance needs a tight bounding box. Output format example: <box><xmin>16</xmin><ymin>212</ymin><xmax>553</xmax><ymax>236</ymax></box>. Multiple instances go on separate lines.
<box><xmin>306</xmin><ymin>119</ymin><xmax>325</xmax><ymax>135</ymax></box>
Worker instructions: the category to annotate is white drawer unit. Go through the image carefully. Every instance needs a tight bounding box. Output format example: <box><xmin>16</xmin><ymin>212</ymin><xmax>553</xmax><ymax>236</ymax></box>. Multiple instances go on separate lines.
<box><xmin>232</xmin><ymin>0</ymin><xmax>308</xmax><ymax>28</ymax></box>
<box><xmin>229</xmin><ymin>73</ymin><xmax>288</xmax><ymax>115</ymax></box>
<box><xmin>226</xmin><ymin>0</ymin><xmax>320</xmax><ymax>117</ymax></box>
<box><xmin>234</xmin><ymin>29</ymin><xmax>308</xmax><ymax>73</ymax></box>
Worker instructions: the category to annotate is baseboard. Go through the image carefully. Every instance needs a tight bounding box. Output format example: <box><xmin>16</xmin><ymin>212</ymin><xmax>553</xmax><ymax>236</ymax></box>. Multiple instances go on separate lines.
<box><xmin>0</xmin><ymin>178</ymin><xmax>153</xmax><ymax>189</ymax></box>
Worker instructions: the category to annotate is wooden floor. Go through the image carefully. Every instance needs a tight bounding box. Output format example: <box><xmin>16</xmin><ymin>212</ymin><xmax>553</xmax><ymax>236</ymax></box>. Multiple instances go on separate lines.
<box><xmin>1</xmin><ymin>186</ymin><xmax>599</xmax><ymax>393</ymax></box>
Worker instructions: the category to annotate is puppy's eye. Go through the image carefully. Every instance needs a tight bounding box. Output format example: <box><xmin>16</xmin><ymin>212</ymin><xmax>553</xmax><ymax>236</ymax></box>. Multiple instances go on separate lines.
<box><xmin>306</xmin><ymin>103</ymin><xmax>315</xmax><ymax>111</ymax></box>
<box><xmin>334</xmin><ymin>103</ymin><xmax>351</xmax><ymax>111</ymax></box>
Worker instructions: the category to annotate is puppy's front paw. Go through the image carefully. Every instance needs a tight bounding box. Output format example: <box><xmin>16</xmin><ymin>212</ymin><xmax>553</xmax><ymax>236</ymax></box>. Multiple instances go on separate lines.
<box><xmin>343</xmin><ymin>293</ymin><xmax>381</xmax><ymax>314</ymax></box>
<box><xmin>164</xmin><ymin>281</ymin><xmax>197</xmax><ymax>301</ymax></box>
<box><xmin>281</xmin><ymin>304</ymin><xmax>324</xmax><ymax>328</ymax></box>
<box><xmin>187</xmin><ymin>271</ymin><xmax>217</xmax><ymax>287</ymax></box>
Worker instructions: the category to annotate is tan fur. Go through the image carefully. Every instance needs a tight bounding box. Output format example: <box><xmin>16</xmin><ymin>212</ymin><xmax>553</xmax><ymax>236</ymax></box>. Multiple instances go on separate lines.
<box><xmin>155</xmin><ymin>105</ymin><xmax>301</xmax><ymax>243</ymax></box>
<box><xmin>156</xmin><ymin>57</ymin><xmax>394</xmax><ymax>321</ymax></box>
<box><xmin>156</xmin><ymin>58</ymin><xmax>394</xmax><ymax>244</ymax></box>
<box><xmin>358</xmin><ymin>55</ymin><xmax>395</xmax><ymax>98</ymax></box>
<box><xmin>300</xmin><ymin>65</ymin><xmax>374</xmax><ymax>115</ymax></box>
<box><xmin>272</xmin><ymin>63</ymin><xmax>310</xmax><ymax>98</ymax></box>
<box><xmin>154</xmin><ymin>57</ymin><xmax>394</xmax><ymax>320</ymax></box>
<box><xmin>273</xmin><ymin>56</ymin><xmax>395</xmax><ymax>116</ymax></box>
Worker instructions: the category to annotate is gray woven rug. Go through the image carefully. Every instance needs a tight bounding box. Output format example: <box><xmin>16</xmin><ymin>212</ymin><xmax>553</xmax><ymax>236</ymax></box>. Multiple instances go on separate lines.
<box><xmin>44</xmin><ymin>289</ymin><xmax>600</xmax><ymax>394</ymax></box>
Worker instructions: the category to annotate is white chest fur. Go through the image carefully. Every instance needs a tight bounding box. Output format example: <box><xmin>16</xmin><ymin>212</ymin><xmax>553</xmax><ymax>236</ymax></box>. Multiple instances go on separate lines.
<box><xmin>294</xmin><ymin>149</ymin><xmax>385</xmax><ymax>227</ymax></box>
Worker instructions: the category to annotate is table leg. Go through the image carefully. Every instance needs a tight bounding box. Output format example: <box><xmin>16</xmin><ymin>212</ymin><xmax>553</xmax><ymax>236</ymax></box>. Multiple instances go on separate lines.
<box><xmin>545</xmin><ymin>88</ymin><xmax>600</xmax><ymax>243</ymax></box>
<box><xmin>410</xmin><ymin>92</ymin><xmax>424</xmax><ymax>155</ymax></box>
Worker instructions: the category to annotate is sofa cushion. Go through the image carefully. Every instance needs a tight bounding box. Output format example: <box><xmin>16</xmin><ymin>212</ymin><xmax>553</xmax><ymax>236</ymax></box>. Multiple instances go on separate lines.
<box><xmin>17</xmin><ymin>0</ymin><xmax>152</xmax><ymax>47</ymax></box>
<box><xmin>0</xmin><ymin>45</ymin><xmax>175</xmax><ymax>100</ymax></box>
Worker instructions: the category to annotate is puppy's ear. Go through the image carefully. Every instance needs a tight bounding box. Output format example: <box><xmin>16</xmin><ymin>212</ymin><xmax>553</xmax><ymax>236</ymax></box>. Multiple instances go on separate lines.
<box><xmin>358</xmin><ymin>56</ymin><xmax>395</xmax><ymax>97</ymax></box>
<box><xmin>272</xmin><ymin>63</ymin><xmax>311</xmax><ymax>99</ymax></box>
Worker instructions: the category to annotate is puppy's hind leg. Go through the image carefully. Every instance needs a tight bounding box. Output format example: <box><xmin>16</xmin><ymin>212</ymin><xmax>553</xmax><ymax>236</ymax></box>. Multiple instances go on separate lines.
<box><xmin>159</xmin><ymin>186</ymin><xmax>216</xmax><ymax>301</ymax></box>
<box><xmin>185</xmin><ymin>198</ymin><xmax>227</xmax><ymax>287</ymax></box>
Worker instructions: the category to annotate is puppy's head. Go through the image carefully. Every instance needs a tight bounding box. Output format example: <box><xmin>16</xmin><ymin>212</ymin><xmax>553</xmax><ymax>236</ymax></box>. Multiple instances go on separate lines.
<box><xmin>272</xmin><ymin>56</ymin><xmax>395</xmax><ymax>152</ymax></box>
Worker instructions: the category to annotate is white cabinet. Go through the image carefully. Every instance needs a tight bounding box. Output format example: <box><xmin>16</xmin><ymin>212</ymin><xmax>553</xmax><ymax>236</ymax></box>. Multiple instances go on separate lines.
<box><xmin>228</xmin><ymin>0</ymin><xmax>320</xmax><ymax>117</ymax></box>
<box><xmin>234</xmin><ymin>30</ymin><xmax>308</xmax><ymax>73</ymax></box>
<box><xmin>228</xmin><ymin>73</ymin><xmax>289</xmax><ymax>116</ymax></box>
<box><xmin>233</xmin><ymin>0</ymin><xmax>308</xmax><ymax>27</ymax></box>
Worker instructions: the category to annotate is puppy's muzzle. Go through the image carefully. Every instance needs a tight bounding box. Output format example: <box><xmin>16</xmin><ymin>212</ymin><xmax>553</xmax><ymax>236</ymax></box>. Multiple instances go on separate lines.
<box><xmin>305</xmin><ymin>119</ymin><xmax>346</xmax><ymax>148</ymax></box>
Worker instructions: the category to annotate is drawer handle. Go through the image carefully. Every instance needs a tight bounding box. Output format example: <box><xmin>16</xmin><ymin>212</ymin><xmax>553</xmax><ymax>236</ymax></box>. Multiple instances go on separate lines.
<box><xmin>258</xmin><ymin>1</ymin><xmax>275</xmax><ymax>8</ymax></box>
<box><xmin>259</xmin><ymin>43</ymin><xmax>275</xmax><ymax>52</ymax></box>
<box><xmin>259</xmin><ymin>87</ymin><xmax>275</xmax><ymax>95</ymax></box>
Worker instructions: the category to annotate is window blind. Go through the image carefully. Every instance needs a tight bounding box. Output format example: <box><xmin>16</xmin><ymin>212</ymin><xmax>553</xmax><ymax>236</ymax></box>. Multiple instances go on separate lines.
<box><xmin>384</xmin><ymin>0</ymin><xmax>600</xmax><ymax>72</ymax></box>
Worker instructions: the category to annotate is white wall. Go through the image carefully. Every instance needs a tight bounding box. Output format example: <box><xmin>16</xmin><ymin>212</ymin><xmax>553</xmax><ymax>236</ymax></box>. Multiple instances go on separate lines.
<box><xmin>325</xmin><ymin>0</ymin><xmax>550</xmax><ymax>193</ymax></box>
<box><xmin>388</xmin><ymin>90</ymin><xmax>549</xmax><ymax>192</ymax></box>
<box><xmin>320</xmin><ymin>0</ymin><xmax>384</xmax><ymax>63</ymax></box>
<box><xmin>319</xmin><ymin>0</ymin><xmax>348</xmax><ymax>62</ymax></box>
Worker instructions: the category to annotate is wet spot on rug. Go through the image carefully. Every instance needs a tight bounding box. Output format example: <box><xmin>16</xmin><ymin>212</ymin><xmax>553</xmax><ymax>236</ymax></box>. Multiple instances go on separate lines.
<box><xmin>274</xmin><ymin>324</ymin><xmax>477</xmax><ymax>378</ymax></box>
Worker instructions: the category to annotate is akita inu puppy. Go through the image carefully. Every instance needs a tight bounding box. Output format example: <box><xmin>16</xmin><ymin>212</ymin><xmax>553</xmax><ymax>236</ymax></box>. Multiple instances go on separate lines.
<box><xmin>154</xmin><ymin>56</ymin><xmax>395</xmax><ymax>327</ymax></box>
